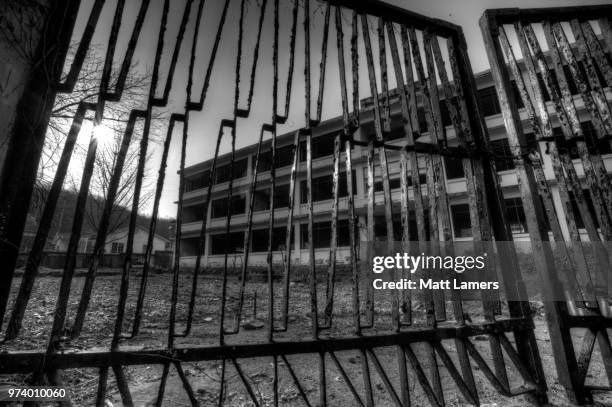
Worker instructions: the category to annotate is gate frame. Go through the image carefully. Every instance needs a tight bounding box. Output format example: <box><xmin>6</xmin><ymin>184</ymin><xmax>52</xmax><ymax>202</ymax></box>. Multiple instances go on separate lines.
<box><xmin>480</xmin><ymin>6</ymin><xmax>612</xmax><ymax>404</ymax></box>
<box><xmin>0</xmin><ymin>1</ymin><xmax>551</xmax><ymax>405</ymax></box>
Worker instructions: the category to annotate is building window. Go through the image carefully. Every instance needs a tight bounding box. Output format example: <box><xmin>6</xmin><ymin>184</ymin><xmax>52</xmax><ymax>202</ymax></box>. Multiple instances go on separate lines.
<box><xmin>444</xmin><ymin>156</ymin><xmax>465</xmax><ymax>179</ymax></box>
<box><xmin>300</xmin><ymin>171</ymin><xmax>357</xmax><ymax>203</ymax></box>
<box><xmin>477</xmin><ymin>86</ymin><xmax>501</xmax><ymax>117</ymax></box>
<box><xmin>451</xmin><ymin>204</ymin><xmax>472</xmax><ymax>238</ymax></box>
<box><xmin>211</xmin><ymin>232</ymin><xmax>244</xmax><ymax>255</ymax></box>
<box><xmin>569</xmin><ymin>190</ymin><xmax>600</xmax><ymax>229</ymax></box>
<box><xmin>111</xmin><ymin>242</ymin><xmax>124</xmax><ymax>254</ymax></box>
<box><xmin>373</xmin><ymin>177</ymin><xmax>401</xmax><ymax>192</ymax></box>
<box><xmin>439</xmin><ymin>100</ymin><xmax>453</xmax><ymax>127</ymax></box>
<box><xmin>505</xmin><ymin>197</ymin><xmax>528</xmax><ymax>234</ymax></box>
<box><xmin>182</xmin><ymin>203</ymin><xmax>206</xmax><ymax>223</ymax></box>
<box><xmin>490</xmin><ymin>138</ymin><xmax>514</xmax><ymax>172</ymax></box>
<box><xmin>253</xmin><ymin>184</ymin><xmax>291</xmax><ymax>211</ymax></box>
<box><xmin>180</xmin><ymin>237</ymin><xmax>200</xmax><ymax>256</ymax></box>
<box><xmin>254</xmin><ymin>144</ymin><xmax>296</xmax><ymax>172</ymax></box>
<box><xmin>300</xmin><ymin>133</ymin><xmax>337</xmax><ymax>161</ymax></box>
<box><xmin>300</xmin><ymin>220</ymin><xmax>351</xmax><ymax>249</ymax></box>
<box><xmin>215</xmin><ymin>159</ymin><xmax>248</xmax><ymax>184</ymax></box>
<box><xmin>184</xmin><ymin>170</ymin><xmax>210</xmax><ymax>192</ymax></box>
<box><xmin>211</xmin><ymin>194</ymin><xmax>246</xmax><ymax>218</ymax></box>
<box><xmin>251</xmin><ymin>227</ymin><xmax>294</xmax><ymax>252</ymax></box>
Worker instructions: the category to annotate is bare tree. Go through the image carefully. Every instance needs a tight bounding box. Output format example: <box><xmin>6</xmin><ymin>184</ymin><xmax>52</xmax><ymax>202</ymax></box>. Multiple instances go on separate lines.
<box><xmin>35</xmin><ymin>44</ymin><xmax>165</xmax><ymax>239</ymax></box>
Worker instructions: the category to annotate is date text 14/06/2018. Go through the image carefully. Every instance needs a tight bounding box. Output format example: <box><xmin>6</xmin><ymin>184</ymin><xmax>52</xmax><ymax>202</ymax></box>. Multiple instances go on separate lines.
<box><xmin>373</xmin><ymin>278</ymin><xmax>499</xmax><ymax>290</ymax></box>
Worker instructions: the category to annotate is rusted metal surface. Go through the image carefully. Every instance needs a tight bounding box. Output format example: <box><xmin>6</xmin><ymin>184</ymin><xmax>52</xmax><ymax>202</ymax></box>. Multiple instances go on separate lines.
<box><xmin>481</xmin><ymin>6</ymin><xmax>612</xmax><ymax>404</ymax></box>
<box><xmin>0</xmin><ymin>0</ymin><xmax>563</xmax><ymax>405</ymax></box>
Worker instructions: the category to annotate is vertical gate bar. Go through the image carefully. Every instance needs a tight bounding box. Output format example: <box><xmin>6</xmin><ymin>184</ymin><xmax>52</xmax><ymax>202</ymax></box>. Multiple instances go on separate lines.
<box><xmin>377</xmin><ymin>16</ymin><xmax>401</xmax><ymax>331</ymax></box>
<box><xmin>499</xmin><ymin>24</ymin><xmax>597</xmax><ymax>305</ymax></box>
<box><xmin>107</xmin><ymin>112</ymin><xmax>145</xmax><ymax>346</ymax></box>
<box><xmin>540</xmin><ymin>21</ymin><xmax>612</xmax><ymax>310</ymax></box>
<box><xmin>407</xmin><ymin>26</ymin><xmax>444</xmax><ymax>402</ymax></box>
<box><xmin>334</xmin><ymin>5</ymin><xmax>361</xmax><ymax>334</ymax></box>
<box><xmin>174</xmin><ymin>362</ymin><xmax>198</xmax><ymax>406</ymax></box>
<box><xmin>432</xmin><ymin>342</ymin><xmax>478</xmax><ymax>405</ymax></box>
<box><xmin>280</xmin><ymin>355</ymin><xmax>314</xmax><ymax>407</ymax></box>
<box><xmin>329</xmin><ymin>352</ymin><xmax>366</xmax><ymax>407</ymax></box>
<box><xmin>155</xmin><ymin>362</ymin><xmax>170</xmax><ymax>407</ymax></box>
<box><xmin>315</xmin><ymin>3</ymin><xmax>331</xmax><ymax>124</ymax></box>
<box><xmin>367</xmin><ymin>349</ymin><xmax>404</xmax><ymax>407</ymax></box>
<box><xmin>112</xmin><ymin>365</ymin><xmax>134</xmax><ymax>407</ymax></box>
<box><xmin>278</xmin><ymin>130</ymin><xmax>300</xmax><ymax>332</ymax></box>
<box><xmin>0</xmin><ymin>0</ymin><xmax>81</xmax><ymax>325</ymax></box>
<box><xmin>95</xmin><ymin>367</ymin><xmax>109</xmax><ymax>407</ymax></box>
<box><xmin>324</xmin><ymin>133</ymin><xmax>341</xmax><ymax>327</ymax></box>
<box><xmin>73</xmin><ymin>0</ymin><xmax>180</xmax><ymax>339</ymax></box>
<box><xmin>569</xmin><ymin>21</ymin><xmax>612</xmax><ymax>135</ymax></box>
<box><xmin>57</xmin><ymin>0</ymin><xmax>106</xmax><ymax>91</ymax></box>
<box><xmin>424</xmin><ymin>30</ymin><xmax>455</xmax><ymax>323</ymax></box>
<box><xmin>176</xmin><ymin>0</ymin><xmax>219</xmax><ymax>339</ymax></box>
<box><xmin>532</xmin><ymin>22</ymin><xmax>612</xmax><ymax>231</ymax></box>
<box><xmin>47</xmin><ymin>0</ymin><xmax>126</xmax><ymax>348</ymax></box>
<box><xmin>403</xmin><ymin>344</ymin><xmax>443</xmax><ymax>407</ymax></box>
<box><xmin>408</xmin><ymin>26</ymin><xmax>442</xmax><ymax>325</ymax></box>
<box><xmin>598</xmin><ymin>17</ymin><xmax>612</xmax><ymax>61</ymax></box>
<box><xmin>266</xmin><ymin>122</ymin><xmax>277</xmax><ymax>341</ymax></box>
<box><xmin>351</xmin><ymin>11</ymin><xmax>361</xmax><ymax>127</ymax></box>
<box><xmin>131</xmin><ymin>114</ymin><xmax>181</xmax><ymax>337</ymax></box>
<box><xmin>512</xmin><ymin>21</ymin><xmax>608</xmax><ymax>309</ymax></box>
<box><xmin>399</xmin><ymin>26</ymin><xmax>429</xmax><ymax>244</ymax></box>
<box><xmin>4</xmin><ymin>102</ymin><xmax>91</xmax><ymax>340</ymax></box>
<box><xmin>587</xmin><ymin>20</ymin><xmax>612</xmax><ymax>86</ymax></box>
<box><xmin>429</xmin><ymin>33</ymin><xmax>482</xmax><ymax>400</ymax></box>
<box><xmin>217</xmin><ymin>359</ymin><xmax>226</xmax><ymax>407</ymax></box>
<box><xmin>384</xmin><ymin>21</ymin><xmax>412</xmax><ymax>407</ymax></box>
<box><xmin>480</xmin><ymin>12</ymin><xmax>577</xmax><ymax>403</ymax></box>
<box><xmin>335</xmin><ymin>9</ymin><xmax>374</xmax><ymax>405</ymax></box>
<box><xmin>361</xmin><ymin>11</ymin><xmax>397</xmax><ymax>329</ymax></box>
<box><xmin>303</xmin><ymin>1</ymin><xmax>319</xmax><ymax>339</ymax></box>
<box><xmin>277</xmin><ymin>0</ymin><xmax>299</xmax><ymax>123</ymax></box>
<box><xmin>228</xmin><ymin>0</ymin><xmax>267</xmax><ymax>333</ymax></box>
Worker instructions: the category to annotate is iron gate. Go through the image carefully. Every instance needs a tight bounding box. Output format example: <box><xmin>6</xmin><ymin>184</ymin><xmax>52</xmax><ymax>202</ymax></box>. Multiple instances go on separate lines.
<box><xmin>0</xmin><ymin>0</ymin><xmax>557</xmax><ymax>405</ymax></box>
<box><xmin>481</xmin><ymin>6</ymin><xmax>612</xmax><ymax>404</ymax></box>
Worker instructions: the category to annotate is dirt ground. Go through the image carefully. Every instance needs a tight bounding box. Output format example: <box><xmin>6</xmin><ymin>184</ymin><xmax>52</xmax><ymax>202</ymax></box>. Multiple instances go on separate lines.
<box><xmin>1</xmin><ymin>271</ymin><xmax>611</xmax><ymax>406</ymax></box>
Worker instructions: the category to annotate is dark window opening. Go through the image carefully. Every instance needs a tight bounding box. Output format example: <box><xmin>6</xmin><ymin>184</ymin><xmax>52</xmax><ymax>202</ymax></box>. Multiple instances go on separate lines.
<box><xmin>374</xmin><ymin>177</ymin><xmax>401</xmax><ymax>192</ymax></box>
<box><xmin>300</xmin><ymin>171</ymin><xmax>357</xmax><ymax>203</ymax></box>
<box><xmin>185</xmin><ymin>170</ymin><xmax>210</xmax><ymax>192</ymax></box>
<box><xmin>211</xmin><ymin>232</ymin><xmax>244</xmax><ymax>255</ymax></box>
<box><xmin>490</xmin><ymin>138</ymin><xmax>514</xmax><ymax>171</ymax></box>
<box><xmin>215</xmin><ymin>159</ymin><xmax>248</xmax><ymax>184</ymax></box>
<box><xmin>477</xmin><ymin>86</ymin><xmax>501</xmax><ymax>117</ymax></box>
<box><xmin>254</xmin><ymin>144</ymin><xmax>296</xmax><ymax>171</ymax></box>
<box><xmin>505</xmin><ymin>197</ymin><xmax>528</xmax><ymax>234</ymax></box>
<box><xmin>445</xmin><ymin>156</ymin><xmax>465</xmax><ymax>179</ymax></box>
<box><xmin>451</xmin><ymin>204</ymin><xmax>472</xmax><ymax>238</ymax></box>
<box><xmin>252</xmin><ymin>227</ymin><xmax>294</xmax><ymax>252</ymax></box>
<box><xmin>536</xmin><ymin>72</ymin><xmax>552</xmax><ymax>102</ymax></box>
<box><xmin>510</xmin><ymin>80</ymin><xmax>525</xmax><ymax>108</ymax></box>
<box><xmin>212</xmin><ymin>194</ymin><xmax>245</xmax><ymax>218</ymax></box>
<box><xmin>300</xmin><ymin>219</ymin><xmax>352</xmax><ymax>249</ymax></box>
<box><xmin>300</xmin><ymin>134</ymin><xmax>338</xmax><ymax>161</ymax></box>
<box><xmin>569</xmin><ymin>189</ymin><xmax>600</xmax><ymax>229</ymax></box>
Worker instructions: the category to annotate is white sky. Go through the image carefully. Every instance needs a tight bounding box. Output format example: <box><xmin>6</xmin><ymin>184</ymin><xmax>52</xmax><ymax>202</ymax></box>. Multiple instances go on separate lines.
<box><xmin>61</xmin><ymin>0</ymin><xmax>612</xmax><ymax>219</ymax></box>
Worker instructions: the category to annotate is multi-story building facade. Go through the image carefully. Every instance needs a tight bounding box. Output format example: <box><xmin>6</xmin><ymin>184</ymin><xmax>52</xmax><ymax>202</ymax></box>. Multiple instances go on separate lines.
<box><xmin>178</xmin><ymin>64</ymin><xmax>611</xmax><ymax>268</ymax></box>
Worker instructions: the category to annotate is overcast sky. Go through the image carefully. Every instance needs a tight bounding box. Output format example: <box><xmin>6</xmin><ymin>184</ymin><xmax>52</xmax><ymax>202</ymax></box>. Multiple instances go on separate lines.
<box><xmin>62</xmin><ymin>0</ymin><xmax>611</xmax><ymax>219</ymax></box>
